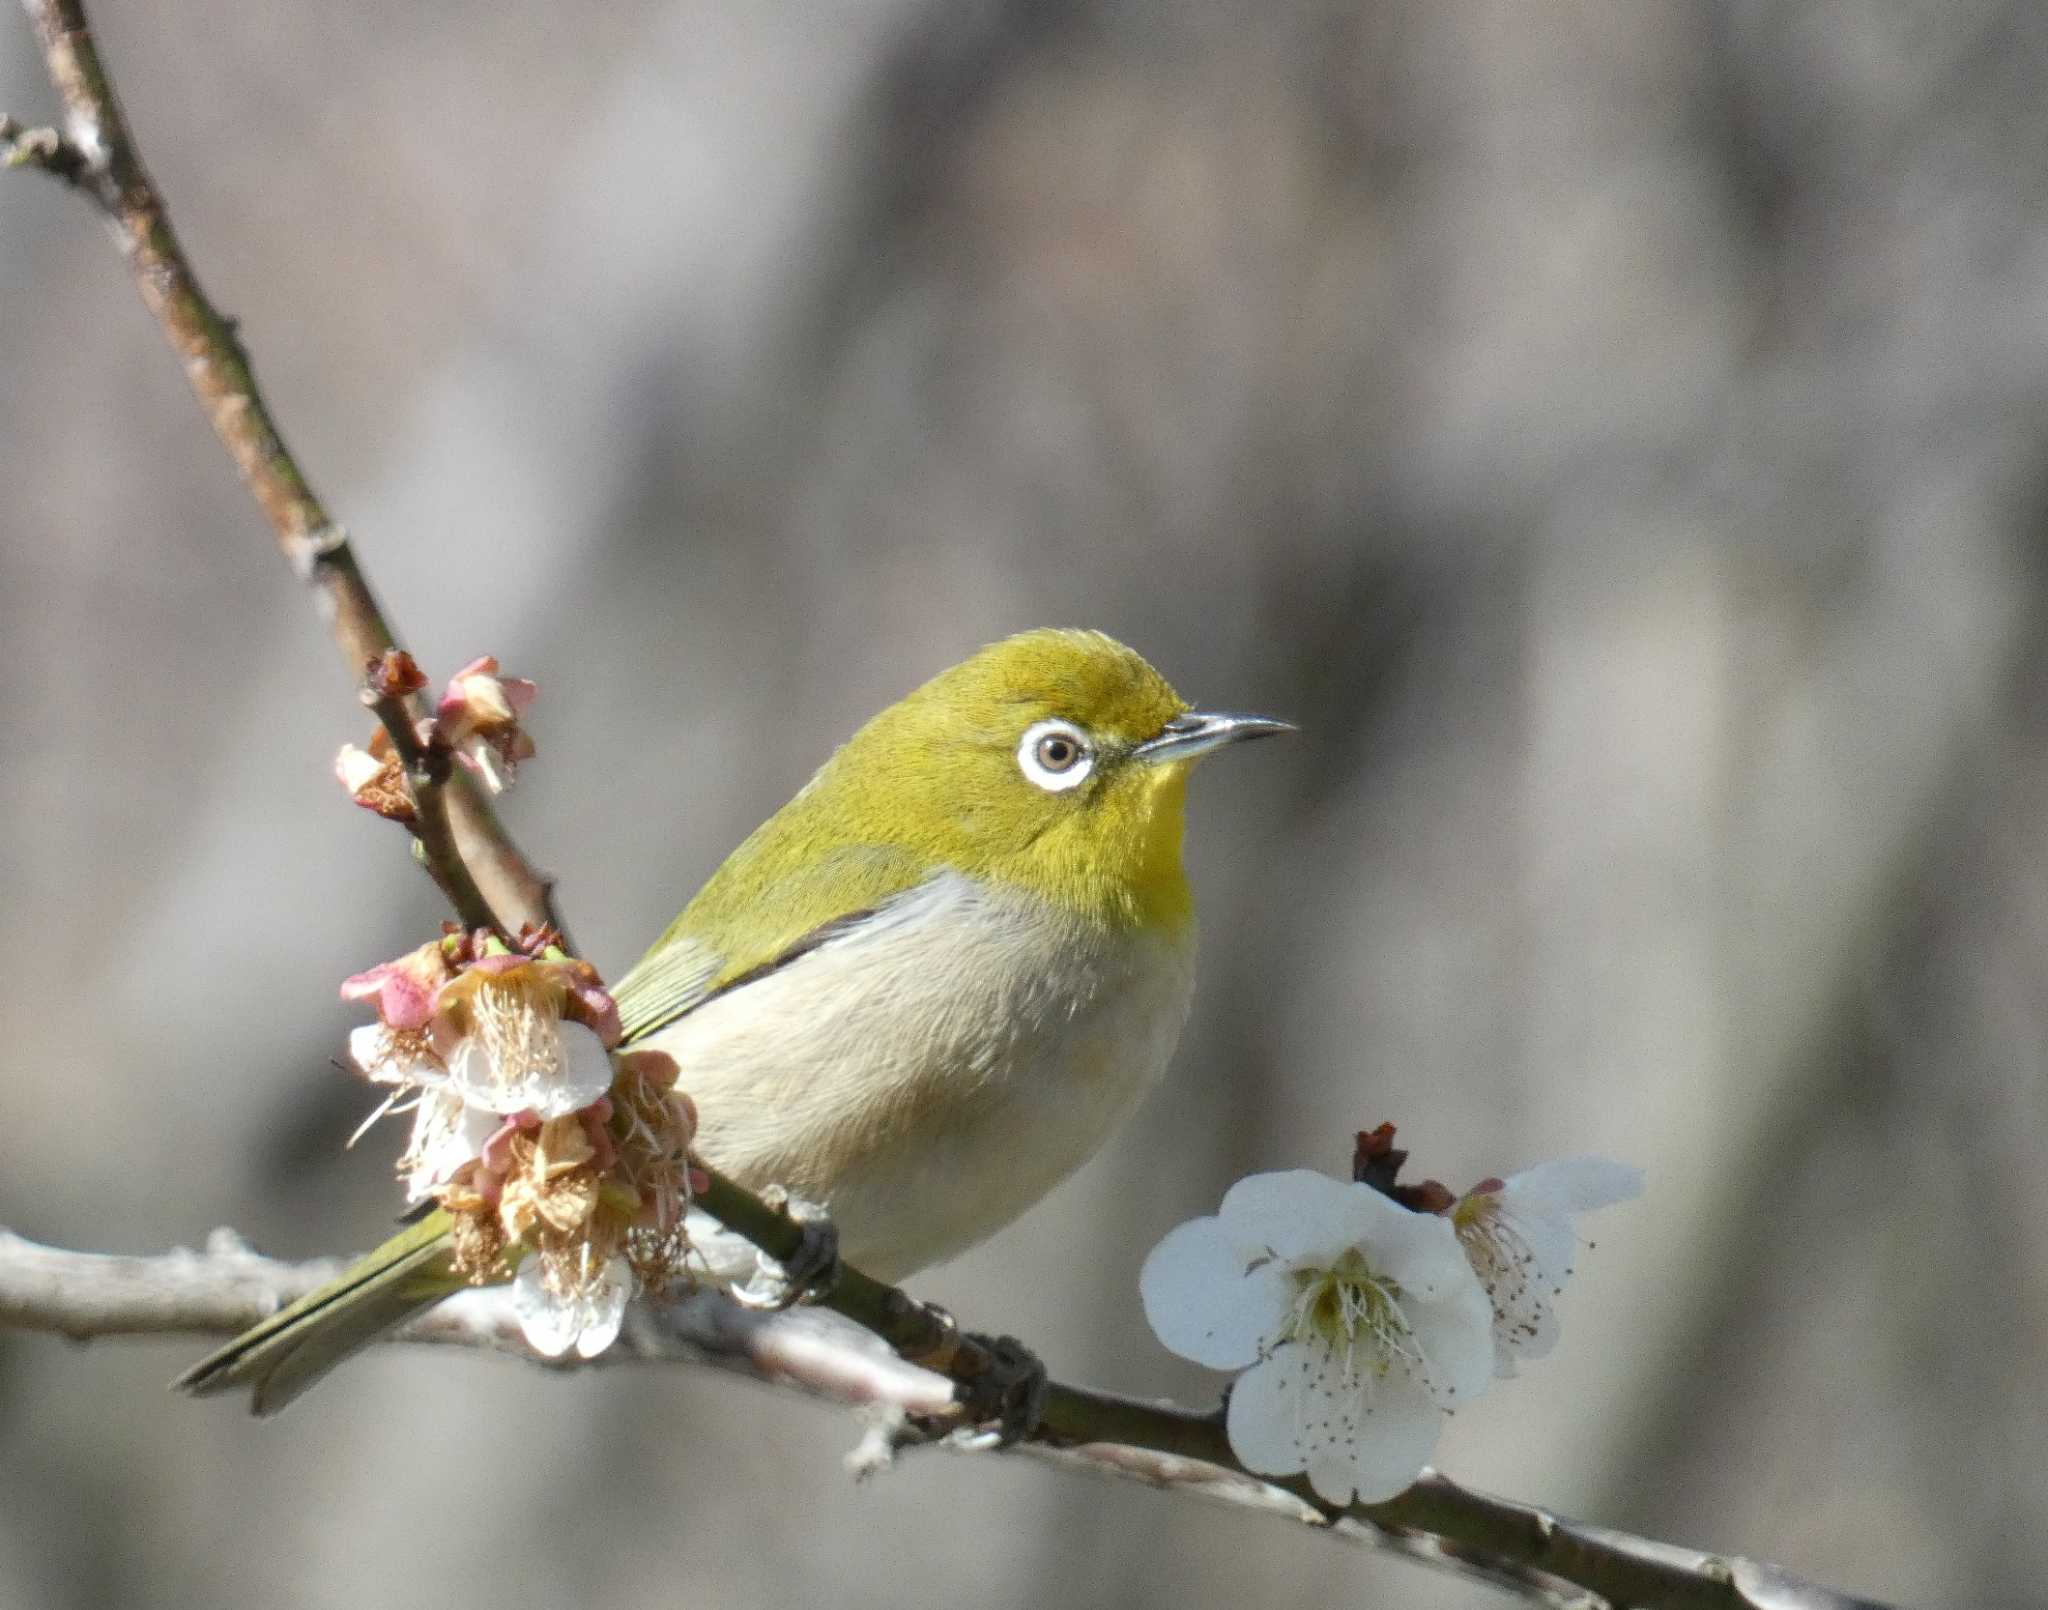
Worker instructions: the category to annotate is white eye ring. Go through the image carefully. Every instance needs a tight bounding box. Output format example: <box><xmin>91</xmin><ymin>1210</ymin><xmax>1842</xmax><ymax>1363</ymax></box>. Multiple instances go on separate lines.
<box><xmin>1017</xmin><ymin>719</ymin><xmax>1095</xmax><ymax>792</ymax></box>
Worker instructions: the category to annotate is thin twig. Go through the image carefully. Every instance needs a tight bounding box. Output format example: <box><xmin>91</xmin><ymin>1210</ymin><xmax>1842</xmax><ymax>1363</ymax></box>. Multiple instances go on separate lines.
<box><xmin>692</xmin><ymin>1165</ymin><xmax>1015</xmax><ymax>1403</ymax></box>
<box><xmin>361</xmin><ymin>675</ymin><xmax>501</xmax><ymax>936</ymax></box>
<box><xmin>674</xmin><ymin>1174</ymin><xmax>1884</xmax><ymax>1610</ymax></box>
<box><xmin>5</xmin><ymin>0</ymin><xmax>565</xmax><ymax>944</ymax></box>
<box><xmin>0</xmin><ymin>1229</ymin><xmax>1889</xmax><ymax>1610</ymax></box>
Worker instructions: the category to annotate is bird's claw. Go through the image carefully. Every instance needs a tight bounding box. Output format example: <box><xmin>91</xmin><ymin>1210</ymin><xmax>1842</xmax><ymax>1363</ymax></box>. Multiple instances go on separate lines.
<box><xmin>730</xmin><ymin>1188</ymin><xmax>841</xmax><ymax>1310</ymax></box>
<box><xmin>950</xmin><ymin>1333</ymin><xmax>1049</xmax><ymax>1448</ymax></box>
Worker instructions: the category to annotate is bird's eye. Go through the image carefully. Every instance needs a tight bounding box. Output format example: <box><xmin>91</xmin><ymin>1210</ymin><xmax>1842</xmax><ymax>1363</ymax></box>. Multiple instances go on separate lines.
<box><xmin>1037</xmin><ymin>733</ymin><xmax>1079</xmax><ymax>769</ymax></box>
<box><xmin>1017</xmin><ymin>719</ymin><xmax>1095</xmax><ymax>792</ymax></box>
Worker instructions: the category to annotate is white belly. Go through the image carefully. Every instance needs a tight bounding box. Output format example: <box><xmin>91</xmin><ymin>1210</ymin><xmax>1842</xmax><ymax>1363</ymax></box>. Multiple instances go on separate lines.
<box><xmin>639</xmin><ymin>873</ymin><xmax>1195</xmax><ymax>1281</ymax></box>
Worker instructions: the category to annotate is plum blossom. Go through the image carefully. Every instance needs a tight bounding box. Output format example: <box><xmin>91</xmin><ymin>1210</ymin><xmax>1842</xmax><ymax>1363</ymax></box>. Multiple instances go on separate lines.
<box><xmin>349</xmin><ymin>947</ymin><xmax>616</xmax><ymax>1108</ymax></box>
<box><xmin>365</xmin><ymin>1088</ymin><xmax>498</xmax><ymax>1206</ymax></box>
<box><xmin>333</xmin><ymin>734</ymin><xmax>414</xmax><ymax>822</ymax></box>
<box><xmin>1142</xmin><ymin>1170</ymin><xmax>1494</xmax><ymax>1505</ymax></box>
<box><xmin>341</xmin><ymin>938</ymin><xmax>454</xmax><ymax>1033</ymax></box>
<box><xmin>430</xmin><ymin>955</ymin><xmax>619</xmax><ymax>1118</ymax></box>
<box><xmin>436</xmin><ymin>655</ymin><xmax>536</xmax><ymax>793</ymax></box>
<box><xmin>346</xmin><ymin>951</ymin><xmax>618</xmax><ymax>1205</ymax></box>
<box><xmin>439</xmin><ymin>1069</ymin><xmax>699</xmax><ymax>1355</ymax></box>
<box><xmin>1452</xmin><ymin>1157</ymin><xmax>1642</xmax><ymax>1376</ymax></box>
<box><xmin>513</xmin><ymin>1252</ymin><xmax>633</xmax><ymax>1359</ymax></box>
<box><xmin>340</xmin><ymin>932</ymin><xmax>700</xmax><ymax>1358</ymax></box>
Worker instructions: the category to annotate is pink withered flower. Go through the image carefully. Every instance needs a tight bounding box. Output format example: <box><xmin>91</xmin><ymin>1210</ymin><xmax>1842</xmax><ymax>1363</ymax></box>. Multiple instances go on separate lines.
<box><xmin>340</xmin><ymin>936</ymin><xmax>457</xmax><ymax>1032</ymax></box>
<box><xmin>345</xmin><ymin>939</ymin><xmax>620</xmax><ymax>1199</ymax></box>
<box><xmin>333</xmin><ymin>732</ymin><xmax>414</xmax><ymax>823</ymax></box>
<box><xmin>439</xmin><ymin>1053</ymin><xmax>701</xmax><ymax>1356</ymax></box>
<box><xmin>435</xmin><ymin>655</ymin><xmax>537</xmax><ymax>794</ymax></box>
<box><xmin>340</xmin><ymin>933</ymin><xmax>701</xmax><ymax>1356</ymax></box>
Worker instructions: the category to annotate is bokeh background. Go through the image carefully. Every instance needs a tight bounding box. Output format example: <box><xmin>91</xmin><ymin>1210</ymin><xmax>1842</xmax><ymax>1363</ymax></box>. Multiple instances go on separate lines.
<box><xmin>4</xmin><ymin>2</ymin><xmax>2045</xmax><ymax>1606</ymax></box>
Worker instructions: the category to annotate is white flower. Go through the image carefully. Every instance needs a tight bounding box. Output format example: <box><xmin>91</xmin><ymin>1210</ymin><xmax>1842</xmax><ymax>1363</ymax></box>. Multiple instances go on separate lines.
<box><xmin>396</xmin><ymin>1089</ymin><xmax>503</xmax><ymax>1203</ymax></box>
<box><xmin>435</xmin><ymin>963</ymin><xmax>618</xmax><ymax>1118</ymax></box>
<box><xmin>345</xmin><ymin>1029</ymin><xmax>503</xmax><ymax>1200</ymax></box>
<box><xmin>1141</xmin><ymin>1170</ymin><xmax>1495</xmax><ymax>1506</ymax></box>
<box><xmin>439</xmin><ymin>1006</ymin><xmax>613</xmax><ymax>1118</ymax></box>
<box><xmin>345</xmin><ymin>979</ymin><xmax>615</xmax><ymax>1123</ymax></box>
<box><xmin>512</xmin><ymin>1252</ymin><xmax>632</xmax><ymax>1359</ymax></box>
<box><xmin>1452</xmin><ymin>1156</ymin><xmax>1642</xmax><ymax>1377</ymax></box>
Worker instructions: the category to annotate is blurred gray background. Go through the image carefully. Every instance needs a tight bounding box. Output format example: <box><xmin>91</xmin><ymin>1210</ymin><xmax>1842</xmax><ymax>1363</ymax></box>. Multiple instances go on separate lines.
<box><xmin>3</xmin><ymin>2</ymin><xmax>2044</xmax><ymax>1606</ymax></box>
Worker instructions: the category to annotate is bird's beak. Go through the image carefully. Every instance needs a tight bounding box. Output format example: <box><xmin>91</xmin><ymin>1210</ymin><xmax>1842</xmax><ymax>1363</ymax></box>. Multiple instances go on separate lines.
<box><xmin>1134</xmin><ymin>709</ymin><xmax>1296</xmax><ymax>765</ymax></box>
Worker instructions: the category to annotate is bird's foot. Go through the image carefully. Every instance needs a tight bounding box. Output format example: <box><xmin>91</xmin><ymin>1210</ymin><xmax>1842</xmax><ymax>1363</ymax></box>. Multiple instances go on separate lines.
<box><xmin>950</xmin><ymin>1333</ymin><xmax>1050</xmax><ymax>1448</ymax></box>
<box><xmin>729</xmin><ymin>1187</ymin><xmax>841</xmax><ymax>1310</ymax></box>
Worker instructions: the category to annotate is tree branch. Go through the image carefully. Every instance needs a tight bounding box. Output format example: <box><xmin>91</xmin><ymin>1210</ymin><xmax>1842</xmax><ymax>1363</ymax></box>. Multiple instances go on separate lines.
<box><xmin>361</xmin><ymin>668</ymin><xmax>503</xmax><ymax>937</ymax></box>
<box><xmin>0</xmin><ymin>1229</ymin><xmax>1886</xmax><ymax>1610</ymax></box>
<box><xmin>5</xmin><ymin>0</ymin><xmax>564</xmax><ymax>946</ymax></box>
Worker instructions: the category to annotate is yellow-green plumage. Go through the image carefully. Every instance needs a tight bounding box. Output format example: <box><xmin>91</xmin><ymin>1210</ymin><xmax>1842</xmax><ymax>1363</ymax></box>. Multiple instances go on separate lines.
<box><xmin>177</xmin><ymin>1213</ymin><xmax>462</xmax><ymax>1413</ymax></box>
<box><xmin>179</xmin><ymin>629</ymin><xmax>1283</xmax><ymax>1411</ymax></box>
<box><xmin>623</xmin><ymin>628</ymin><xmax>1193</xmax><ymax>1038</ymax></box>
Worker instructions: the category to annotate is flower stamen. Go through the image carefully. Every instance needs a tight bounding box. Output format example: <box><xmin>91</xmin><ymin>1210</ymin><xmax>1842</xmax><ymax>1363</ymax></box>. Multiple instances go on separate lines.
<box><xmin>345</xmin><ymin>1088</ymin><xmax>406</xmax><ymax>1151</ymax></box>
<box><xmin>1281</xmin><ymin>1248</ymin><xmax>1420</xmax><ymax>1382</ymax></box>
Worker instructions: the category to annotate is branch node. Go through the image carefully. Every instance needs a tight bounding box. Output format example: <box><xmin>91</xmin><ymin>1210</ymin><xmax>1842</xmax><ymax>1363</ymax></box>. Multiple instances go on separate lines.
<box><xmin>203</xmin><ymin>1226</ymin><xmax>258</xmax><ymax>1259</ymax></box>
<box><xmin>0</xmin><ymin>115</ymin><xmax>96</xmax><ymax>191</ymax></box>
<box><xmin>283</xmin><ymin>522</ymin><xmax>349</xmax><ymax>583</ymax></box>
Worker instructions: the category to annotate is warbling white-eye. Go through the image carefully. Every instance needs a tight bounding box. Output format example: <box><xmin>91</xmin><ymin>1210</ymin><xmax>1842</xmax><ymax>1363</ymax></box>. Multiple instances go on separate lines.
<box><xmin>180</xmin><ymin>628</ymin><xmax>1289</xmax><ymax>1410</ymax></box>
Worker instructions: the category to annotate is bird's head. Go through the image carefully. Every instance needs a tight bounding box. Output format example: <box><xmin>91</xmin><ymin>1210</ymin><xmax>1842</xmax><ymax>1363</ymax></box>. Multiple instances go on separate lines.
<box><xmin>817</xmin><ymin>629</ymin><xmax>1291</xmax><ymax>930</ymax></box>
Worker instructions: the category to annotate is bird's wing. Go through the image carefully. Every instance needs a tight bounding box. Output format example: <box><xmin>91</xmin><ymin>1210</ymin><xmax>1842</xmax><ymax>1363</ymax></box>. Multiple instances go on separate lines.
<box><xmin>614</xmin><ymin>842</ymin><xmax>934</xmax><ymax>1044</ymax></box>
<box><xmin>614</xmin><ymin>940</ymin><xmax>724</xmax><ymax>1043</ymax></box>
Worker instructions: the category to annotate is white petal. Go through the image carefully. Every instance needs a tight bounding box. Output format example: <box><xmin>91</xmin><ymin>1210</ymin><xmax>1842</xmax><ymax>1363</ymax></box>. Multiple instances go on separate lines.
<box><xmin>1502</xmin><ymin>1156</ymin><xmax>1642</xmax><ymax>1217</ymax></box>
<box><xmin>1140</xmin><ymin>1217</ymin><xmax>1291</xmax><ymax>1370</ymax></box>
<box><xmin>1323</xmin><ymin>1361</ymin><xmax>1445</xmax><ymax>1505</ymax></box>
<box><xmin>1370</xmin><ymin>1206</ymin><xmax>1477</xmax><ymax>1305</ymax></box>
<box><xmin>551</xmin><ymin>1022</ymin><xmax>618</xmax><ymax>1115</ymax></box>
<box><xmin>511</xmin><ymin>1258</ymin><xmax>578</xmax><ymax>1358</ymax></box>
<box><xmin>441</xmin><ymin>1035</ymin><xmax>503</xmax><ymax>1110</ymax></box>
<box><xmin>1494</xmin><ymin>1278</ymin><xmax>1560</xmax><ymax>1369</ymax></box>
<box><xmin>573</xmin><ymin>1258</ymin><xmax>634</xmax><ymax>1359</ymax></box>
<box><xmin>348</xmin><ymin>1024</ymin><xmax>428</xmax><ymax>1085</ymax></box>
<box><xmin>1401</xmin><ymin>1260</ymin><xmax>1497</xmax><ymax>1407</ymax></box>
<box><xmin>443</xmin><ymin>1023</ymin><xmax>614</xmax><ymax>1118</ymax></box>
<box><xmin>1461</xmin><ymin>1192</ymin><xmax>1588</xmax><ymax>1372</ymax></box>
<box><xmin>1507</xmin><ymin>1206</ymin><xmax>1580</xmax><ymax>1295</ymax></box>
<box><xmin>401</xmin><ymin>1095</ymin><xmax>498</xmax><ymax>1202</ymax></box>
<box><xmin>1225</xmin><ymin>1343</ymin><xmax>1443</xmax><ymax>1507</ymax></box>
<box><xmin>1217</xmin><ymin>1170</ymin><xmax>1377</xmax><ymax>1265</ymax></box>
<box><xmin>1223</xmin><ymin>1343</ymin><xmax>1320</xmax><ymax>1480</ymax></box>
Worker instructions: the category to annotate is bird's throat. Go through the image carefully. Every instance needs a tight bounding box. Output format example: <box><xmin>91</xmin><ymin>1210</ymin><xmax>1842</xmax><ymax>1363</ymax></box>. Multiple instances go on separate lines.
<box><xmin>1124</xmin><ymin>763</ymin><xmax>1194</xmax><ymax>932</ymax></box>
<box><xmin>990</xmin><ymin>761</ymin><xmax>1194</xmax><ymax>933</ymax></box>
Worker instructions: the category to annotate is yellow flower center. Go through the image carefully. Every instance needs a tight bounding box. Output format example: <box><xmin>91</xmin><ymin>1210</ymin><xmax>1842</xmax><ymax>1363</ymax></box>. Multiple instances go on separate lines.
<box><xmin>1283</xmin><ymin>1247</ymin><xmax>1415</xmax><ymax>1376</ymax></box>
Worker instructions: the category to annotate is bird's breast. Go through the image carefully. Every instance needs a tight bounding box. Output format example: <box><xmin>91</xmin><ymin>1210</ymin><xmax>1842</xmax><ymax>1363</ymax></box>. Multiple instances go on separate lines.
<box><xmin>640</xmin><ymin>871</ymin><xmax>1196</xmax><ymax>1280</ymax></box>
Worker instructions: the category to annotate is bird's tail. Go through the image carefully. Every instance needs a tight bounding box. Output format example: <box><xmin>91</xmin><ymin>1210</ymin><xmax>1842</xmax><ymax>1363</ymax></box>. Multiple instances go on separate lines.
<box><xmin>174</xmin><ymin>1213</ymin><xmax>463</xmax><ymax>1415</ymax></box>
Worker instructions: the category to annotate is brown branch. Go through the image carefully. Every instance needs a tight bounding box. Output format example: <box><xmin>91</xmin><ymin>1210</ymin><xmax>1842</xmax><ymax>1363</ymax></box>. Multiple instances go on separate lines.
<box><xmin>688</xmin><ymin>1172</ymin><xmax>1885</xmax><ymax>1610</ymax></box>
<box><xmin>5</xmin><ymin>0</ymin><xmax>564</xmax><ymax>945</ymax></box>
<box><xmin>692</xmin><ymin>1165</ymin><xmax>1020</xmax><ymax>1407</ymax></box>
<box><xmin>361</xmin><ymin>667</ymin><xmax>502</xmax><ymax>936</ymax></box>
<box><xmin>0</xmin><ymin>1229</ymin><xmax>1888</xmax><ymax>1610</ymax></box>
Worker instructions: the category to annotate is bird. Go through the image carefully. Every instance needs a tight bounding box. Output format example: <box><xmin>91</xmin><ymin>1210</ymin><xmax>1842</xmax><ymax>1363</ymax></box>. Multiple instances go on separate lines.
<box><xmin>177</xmin><ymin>628</ymin><xmax>1290</xmax><ymax>1411</ymax></box>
